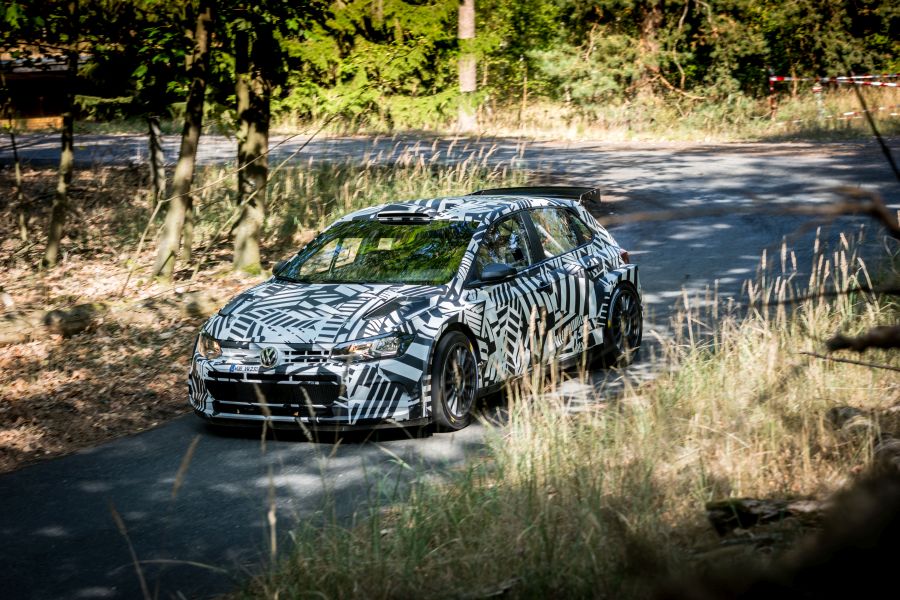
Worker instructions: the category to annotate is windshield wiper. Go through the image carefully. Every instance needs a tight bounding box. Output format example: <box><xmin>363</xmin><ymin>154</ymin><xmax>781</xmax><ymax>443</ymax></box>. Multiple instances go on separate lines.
<box><xmin>274</xmin><ymin>274</ymin><xmax>311</xmax><ymax>283</ymax></box>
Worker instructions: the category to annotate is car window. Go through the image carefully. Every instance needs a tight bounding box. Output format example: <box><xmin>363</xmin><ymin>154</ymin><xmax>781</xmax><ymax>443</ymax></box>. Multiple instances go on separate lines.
<box><xmin>530</xmin><ymin>208</ymin><xmax>581</xmax><ymax>258</ymax></box>
<box><xmin>474</xmin><ymin>214</ymin><xmax>534</xmax><ymax>278</ymax></box>
<box><xmin>280</xmin><ymin>219</ymin><xmax>478</xmax><ymax>285</ymax></box>
<box><xmin>568</xmin><ymin>213</ymin><xmax>594</xmax><ymax>244</ymax></box>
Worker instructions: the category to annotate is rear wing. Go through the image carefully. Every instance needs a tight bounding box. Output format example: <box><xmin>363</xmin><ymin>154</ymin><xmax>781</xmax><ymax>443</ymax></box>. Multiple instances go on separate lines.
<box><xmin>468</xmin><ymin>186</ymin><xmax>601</xmax><ymax>205</ymax></box>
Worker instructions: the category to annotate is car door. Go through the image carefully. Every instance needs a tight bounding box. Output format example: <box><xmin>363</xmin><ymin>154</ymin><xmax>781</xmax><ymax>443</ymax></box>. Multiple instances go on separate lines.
<box><xmin>467</xmin><ymin>212</ymin><xmax>555</xmax><ymax>382</ymax></box>
<box><xmin>565</xmin><ymin>210</ymin><xmax>613</xmax><ymax>335</ymax></box>
<box><xmin>525</xmin><ymin>207</ymin><xmax>605</xmax><ymax>360</ymax></box>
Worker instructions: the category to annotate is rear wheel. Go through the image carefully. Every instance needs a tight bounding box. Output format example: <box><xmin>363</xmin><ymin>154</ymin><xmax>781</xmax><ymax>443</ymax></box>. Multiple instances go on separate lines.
<box><xmin>598</xmin><ymin>285</ymin><xmax>643</xmax><ymax>367</ymax></box>
<box><xmin>431</xmin><ymin>332</ymin><xmax>478</xmax><ymax>431</ymax></box>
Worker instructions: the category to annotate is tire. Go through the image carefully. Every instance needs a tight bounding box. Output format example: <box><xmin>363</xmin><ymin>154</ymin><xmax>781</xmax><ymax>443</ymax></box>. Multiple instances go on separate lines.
<box><xmin>430</xmin><ymin>331</ymin><xmax>479</xmax><ymax>431</ymax></box>
<box><xmin>598</xmin><ymin>284</ymin><xmax>643</xmax><ymax>367</ymax></box>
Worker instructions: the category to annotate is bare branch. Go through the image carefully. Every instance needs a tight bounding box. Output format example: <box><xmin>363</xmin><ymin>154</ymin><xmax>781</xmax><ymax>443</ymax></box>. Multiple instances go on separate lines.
<box><xmin>750</xmin><ymin>282</ymin><xmax>900</xmax><ymax>308</ymax></box>
<box><xmin>840</xmin><ymin>53</ymin><xmax>900</xmax><ymax>184</ymax></box>
<box><xmin>826</xmin><ymin>326</ymin><xmax>900</xmax><ymax>353</ymax></box>
<box><xmin>800</xmin><ymin>351</ymin><xmax>900</xmax><ymax>373</ymax></box>
<box><xmin>652</xmin><ymin>72</ymin><xmax>707</xmax><ymax>101</ymax></box>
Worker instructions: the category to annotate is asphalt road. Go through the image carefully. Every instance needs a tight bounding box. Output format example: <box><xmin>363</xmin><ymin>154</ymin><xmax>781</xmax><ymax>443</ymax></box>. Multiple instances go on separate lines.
<box><xmin>0</xmin><ymin>134</ymin><xmax>898</xmax><ymax>599</ymax></box>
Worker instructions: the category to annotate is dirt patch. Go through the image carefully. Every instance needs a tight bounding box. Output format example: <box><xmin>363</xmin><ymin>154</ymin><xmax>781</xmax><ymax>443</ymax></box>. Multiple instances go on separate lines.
<box><xmin>0</xmin><ymin>165</ymin><xmax>264</xmax><ymax>473</ymax></box>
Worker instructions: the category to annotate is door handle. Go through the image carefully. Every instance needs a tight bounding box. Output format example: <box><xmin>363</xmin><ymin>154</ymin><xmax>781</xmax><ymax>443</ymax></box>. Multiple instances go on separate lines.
<box><xmin>536</xmin><ymin>280</ymin><xmax>552</xmax><ymax>292</ymax></box>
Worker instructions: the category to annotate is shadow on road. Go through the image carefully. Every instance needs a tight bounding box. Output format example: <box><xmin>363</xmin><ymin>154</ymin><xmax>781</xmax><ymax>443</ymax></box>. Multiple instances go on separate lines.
<box><xmin>1</xmin><ymin>135</ymin><xmax>897</xmax><ymax>599</ymax></box>
<box><xmin>0</xmin><ymin>410</ymin><xmax>488</xmax><ymax>599</ymax></box>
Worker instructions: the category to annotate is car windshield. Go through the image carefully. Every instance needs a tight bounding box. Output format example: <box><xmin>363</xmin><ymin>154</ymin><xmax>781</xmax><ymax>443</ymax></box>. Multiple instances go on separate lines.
<box><xmin>277</xmin><ymin>219</ymin><xmax>478</xmax><ymax>285</ymax></box>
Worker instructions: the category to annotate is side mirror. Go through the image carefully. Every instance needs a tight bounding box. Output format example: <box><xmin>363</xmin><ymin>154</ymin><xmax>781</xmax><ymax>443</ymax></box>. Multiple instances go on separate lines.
<box><xmin>273</xmin><ymin>260</ymin><xmax>287</xmax><ymax>274</ymax></box>
<box><xmin>480</xmin><ymin>262</ymin><xmax>517</xmax><ymax>284</ymax></box>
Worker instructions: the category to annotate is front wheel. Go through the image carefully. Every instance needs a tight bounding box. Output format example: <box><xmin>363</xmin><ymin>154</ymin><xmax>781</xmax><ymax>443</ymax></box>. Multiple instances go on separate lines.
<box><xmin>598</xmin><ymin>285</ymin><xmax>643</xmax><ymax>367</ymax></box>
<box><xmin>431</xmin><ymin>332</ymin><xmax>478</xmax><ymax>431</ymax></box>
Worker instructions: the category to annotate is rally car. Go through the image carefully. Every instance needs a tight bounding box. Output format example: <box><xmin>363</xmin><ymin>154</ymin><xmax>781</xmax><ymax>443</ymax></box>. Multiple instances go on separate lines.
<box><xmin>189</xmin><ymin>186</ymin><xmax>642</xmax><ymax>431</ymax></box>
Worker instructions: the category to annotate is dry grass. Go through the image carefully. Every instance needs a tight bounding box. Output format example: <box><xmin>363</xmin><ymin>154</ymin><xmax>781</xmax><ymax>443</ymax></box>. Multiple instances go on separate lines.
<box><xmin>269</xmin><ymin>88</ymin><xmax>900</xmax><ymax>142</ymax></box>
<box><xmin>241</xmin><ymin>234</ymin><xmax>899</xmax><ymax>599</ymax></box>
<box><xmin>480</xmin><ymin>88</ymin><xmax>900</xmax><ymax>142</ymax></box>
<box><xmin>67</xmin><ymin>88</ymin><xmax>899</xmax><ymax>143</ymax></box>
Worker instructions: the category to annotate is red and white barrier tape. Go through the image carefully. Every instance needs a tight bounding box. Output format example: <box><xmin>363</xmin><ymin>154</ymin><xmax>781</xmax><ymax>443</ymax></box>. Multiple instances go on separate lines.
<box><xmin>837</xmin><ymin>103</ymin><xmax>900</xmax><ymax>117</ymax></box>
<box><xmin>778</xmin><ymin>104</ymin><xmax>900</xmax><ymax>125</ymax></box>
<box><xmin>769</xmin><ymin>74</ymin><xmax>899</xmax><ymax>83</ymax></box>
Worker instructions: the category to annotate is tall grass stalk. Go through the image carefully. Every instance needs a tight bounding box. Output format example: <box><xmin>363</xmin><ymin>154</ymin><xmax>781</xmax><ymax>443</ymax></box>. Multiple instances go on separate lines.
<box><xmin>242</xmin><ymin>238</ymin><xmax>898</xmax><ymax>599</ymax></box>
<box><xmin>271</xmin><ymin>88</ymin><xmax>900</xmax><ymax>142</ymax></box>
<box><xmin>200</xmin><ymin>154</ymin><xmax>525</xmax><ymax>252</ymax></box>
<box><xmin>104</xmin><ymin>154</ymin><xmax>528</xmax><ymax>263</ymax></box>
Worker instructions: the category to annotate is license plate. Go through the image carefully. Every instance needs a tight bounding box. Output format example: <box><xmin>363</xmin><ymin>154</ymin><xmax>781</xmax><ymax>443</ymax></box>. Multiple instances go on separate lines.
<box><xmin>226</xmin><ymin>364</ymin><xmax>261</xmax><ymax>373</ymax></box>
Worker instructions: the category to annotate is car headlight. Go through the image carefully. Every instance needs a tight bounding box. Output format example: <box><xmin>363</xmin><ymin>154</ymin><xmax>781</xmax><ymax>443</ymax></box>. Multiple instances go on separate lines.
<box><xmin>332</xmin><ymin>332</ymin><xmax>414</xmax><ymax>362</ymax></box>
<box><xmin>197</xmin><ymin>331</ymin><xmax>222</xmax><ymax>359</ymax></box>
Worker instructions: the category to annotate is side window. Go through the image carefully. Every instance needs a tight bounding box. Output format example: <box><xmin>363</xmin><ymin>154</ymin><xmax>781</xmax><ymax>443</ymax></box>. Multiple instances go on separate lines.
<box><xmin>568</xmin><ymin>213</ymin><xmax>594</xmax><ymax>244</ymax></box>
<box><xmin>530</xmin><ymin>208</ymin><xmax>581</xmax><ymax>259</ymax></box>
<box><xmin>474</xmin><ymin>214</ymin><xmax>534</xmax><ymax>278</ymax></box>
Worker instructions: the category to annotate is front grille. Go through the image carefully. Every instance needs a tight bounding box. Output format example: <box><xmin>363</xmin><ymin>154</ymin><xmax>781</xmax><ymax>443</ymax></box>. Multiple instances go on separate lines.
<box><xmin>208</xmin><ymin>401</ymin><xmax>410</xmax><ymax>421</ymax></box>
<box><xmin>205</xmin><ymin>379</ymin><xmax>342</xmax><ymax>405</ymax></box>
<box><xmin>211</xmin><ymin>399</ymin><xmax>335</xmax><ymax>418</ymax></box>
<box><xmin>206</xmin><ymin>372</ymin><xmax>342</xmax><ymax>419</ymax></box>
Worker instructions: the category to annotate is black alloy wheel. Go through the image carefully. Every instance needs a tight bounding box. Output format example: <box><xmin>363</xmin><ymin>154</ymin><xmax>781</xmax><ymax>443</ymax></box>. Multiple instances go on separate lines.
<box><xmin>600</xmin><ymin>285</ymin><xmax>643</xmax><ymax>367</ymax></box>
<box><xmin>431</xmin><ymin>331</ymin><xmax>478</xmax><ymax>431</ymax></box>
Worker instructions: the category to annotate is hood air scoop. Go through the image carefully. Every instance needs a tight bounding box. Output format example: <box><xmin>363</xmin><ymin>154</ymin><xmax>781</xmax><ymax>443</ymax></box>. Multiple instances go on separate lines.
<box><xmin>376</xmin><ymin>205</ymin><xmax>435</xmax><ymax>223</ymax></box>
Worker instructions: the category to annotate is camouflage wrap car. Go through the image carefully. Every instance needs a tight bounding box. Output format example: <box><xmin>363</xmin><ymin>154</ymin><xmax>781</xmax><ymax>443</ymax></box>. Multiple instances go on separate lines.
<box><xmin>189</xmin><ymin>187</ymin><xmax>642</xmax><ymax>431</ymax></box>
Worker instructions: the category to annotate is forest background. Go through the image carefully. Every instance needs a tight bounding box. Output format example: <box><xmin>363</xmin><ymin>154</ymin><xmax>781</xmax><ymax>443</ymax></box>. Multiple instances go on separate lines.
<box><xmin>4</xmin><ymin>0</ymin><xmax>898</xmax><ymax>132</ymax></box>
<box><xmin>2</xmin><ymin>0</ymin><xmax>898</xmax><ymax>276</ymax></box>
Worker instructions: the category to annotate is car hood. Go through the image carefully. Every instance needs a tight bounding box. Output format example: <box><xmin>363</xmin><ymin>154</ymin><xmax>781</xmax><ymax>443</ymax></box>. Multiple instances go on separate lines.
<box><xmin>204</xmin><ymin>279</ymin><xmax>442</xmax><ymax>345</ymax></box>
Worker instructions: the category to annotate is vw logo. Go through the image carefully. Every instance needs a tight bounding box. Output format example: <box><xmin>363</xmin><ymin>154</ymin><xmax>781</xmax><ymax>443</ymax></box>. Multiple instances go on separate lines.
<box><xmin>259</xmin><ymin>347</ymin><xmax>279</xmax><ymax>368</ymax></box>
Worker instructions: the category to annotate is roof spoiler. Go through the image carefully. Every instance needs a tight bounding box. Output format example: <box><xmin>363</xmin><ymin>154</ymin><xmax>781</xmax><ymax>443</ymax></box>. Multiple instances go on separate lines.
<box><xmin>468</xmin><ymin>186</ymin><xmax>601</xmax><ymax>205</ymax></box>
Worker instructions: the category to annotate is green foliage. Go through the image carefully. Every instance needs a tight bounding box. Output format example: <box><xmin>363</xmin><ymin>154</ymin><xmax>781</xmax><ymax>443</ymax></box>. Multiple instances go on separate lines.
<box><xmin>73</xmin><ymin>94</ymin><xmax>134</xmax><ymax>121</ymax></box>
<box><xmin>2</xmin><ymin>0</ymin><xmax>897</xmax><ymax>132</ymax></box>
<box><xmin>276</xmin><ymin>0</ymin><xmax>457</xmax><ymax>125</ymax></box>
<box><xmin>532</xmin><ymin>29</ymin><xmax>639</xmax><ymax>104</ymax></box>
<box><xmin>529</xmin><ymin>0</ymin><xmax>897</xmax><ymax>113</ymax></box>
<box><xmin>477</xmin><ymin>0</ymin><xmax>561</xmax><ymax>98</ymax></box>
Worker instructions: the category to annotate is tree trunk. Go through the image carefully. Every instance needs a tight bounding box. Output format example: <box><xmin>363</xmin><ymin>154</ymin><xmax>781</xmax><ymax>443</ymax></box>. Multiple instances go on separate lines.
<box><xmin>43</xmin><ymin>103</ymin><xmax>74</xmax><ymax>267</ymax></box>
<box><xmin>152</xmin><ymin>0</ymin><xmax>213</xmax><ymax>280</ymax></box>
<box><xmin>43</xmin><ymin>2</ymin><xmax>78</xmax><ymax>268</ymax></box>
<box><xmin>6</xmin><ymin>129</ymin><xmax>28</xmax><ymax>242</ymax></box>
<box><xmin>232</xmin><ymin>24</ymin><xmax>272</xmax><ymax>273</ymax></box>
<box><xmin>1</xmin><ymin>72</ymin><xmax>27</xmax><ymax>241</ymax></box>
<box><xmin>182</xmin><ymin>202</ymin><xmax>194</xmax><ymax>263</ymax></box>
<box><xmin>518</xmin><ymin>57</ymin><xmax>527</xmax><ymax>126</ymax></box>
<box><xmin>457</xmin><ymin>0</ymin><xmax>477</xmax><ymax>132</ymax></box>
<box><xmin>638</xmin><ymin>0</ymin><xmax>663</xmax><ymax>93</ymax></box>
<box><xmin>147</xmin><ymin>115</ymin><xmax>166</xmax><ymax>208</ymax></box>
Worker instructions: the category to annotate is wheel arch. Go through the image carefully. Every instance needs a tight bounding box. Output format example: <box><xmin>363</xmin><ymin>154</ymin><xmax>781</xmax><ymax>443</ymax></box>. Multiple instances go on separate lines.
<box><xmin>598</xmin><ymin>265</ymin><xmax>641</xmax><ymax>320</ymax></box>
<box><xmin>421</xmin><ymin>319</ymin><xmax>482</xmax><ymax>418</ymax></box>
<box><xmin>439</xmin><ymin>322</ymin><xmax>480</xmax><ymax>360</ymax></box>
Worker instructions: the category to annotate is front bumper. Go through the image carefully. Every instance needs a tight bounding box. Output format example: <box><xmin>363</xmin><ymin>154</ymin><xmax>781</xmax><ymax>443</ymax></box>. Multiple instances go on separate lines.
<box><xmin>189</xmin><ymin>346</ymin><xmax>427</xmax><ymax>428</ymax></box>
